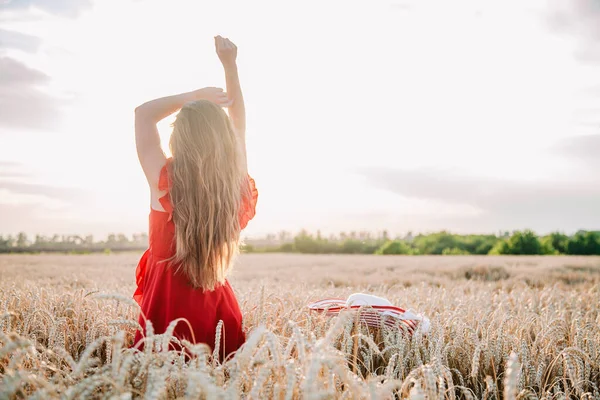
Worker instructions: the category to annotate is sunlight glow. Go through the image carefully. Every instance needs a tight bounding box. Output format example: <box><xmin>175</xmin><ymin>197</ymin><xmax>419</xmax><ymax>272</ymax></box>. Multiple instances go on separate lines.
<box><xmin>1</xmin><ymin>0</ymin><xmax>599</xmax><ymax>237</ymax></box>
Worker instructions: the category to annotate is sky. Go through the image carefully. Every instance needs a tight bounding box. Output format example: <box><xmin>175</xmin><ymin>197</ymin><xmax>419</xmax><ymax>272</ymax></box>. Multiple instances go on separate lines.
<box><xmin>0</xmin><ymin>0</ymin><xmax>599</xmax><ymax>239</ymax></box>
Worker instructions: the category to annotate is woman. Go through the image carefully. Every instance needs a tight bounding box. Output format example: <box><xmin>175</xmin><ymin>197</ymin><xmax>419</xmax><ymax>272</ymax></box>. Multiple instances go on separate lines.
<box><xmin>132</xmin><ymin>36</ymin><xmax>257</xmax><ymax>361</ymax></box>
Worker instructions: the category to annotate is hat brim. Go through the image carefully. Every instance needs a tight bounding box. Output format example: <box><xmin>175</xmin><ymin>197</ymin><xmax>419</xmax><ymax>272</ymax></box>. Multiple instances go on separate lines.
<box><xmin>308</xmin><ymin>298</ymin><xmax>419</xmax><ymax>334</ymax></box>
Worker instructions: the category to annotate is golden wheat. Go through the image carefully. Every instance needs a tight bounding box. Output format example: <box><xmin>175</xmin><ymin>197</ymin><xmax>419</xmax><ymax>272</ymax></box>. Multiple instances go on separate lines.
<box><xmin>1</xmin><ymin>253</ymin><xmax>599</xmax><ymax>399</ymax></box>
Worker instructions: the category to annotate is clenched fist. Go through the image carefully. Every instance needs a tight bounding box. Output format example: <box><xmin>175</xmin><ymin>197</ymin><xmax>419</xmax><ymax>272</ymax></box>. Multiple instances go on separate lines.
<box><xmin>215</xmin><ymin>35</ymin><xmax>238</xmax><ymax>68</ymax></box>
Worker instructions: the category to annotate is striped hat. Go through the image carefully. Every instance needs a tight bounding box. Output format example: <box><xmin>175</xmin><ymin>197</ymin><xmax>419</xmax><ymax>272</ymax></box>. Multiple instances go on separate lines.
<box><xmin>308</xmin><ymin>293</ymin><xmax>430</xmax><ymax>335</ymax></box>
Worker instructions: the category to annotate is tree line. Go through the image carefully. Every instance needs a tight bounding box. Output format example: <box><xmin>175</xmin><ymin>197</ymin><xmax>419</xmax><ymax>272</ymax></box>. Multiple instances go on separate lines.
<box><xmin>1</xmin><ymin>230</ymin><xmax>599</xmax><ymax>255</ymax></box>
<box><xmin>243</xmin><ymin>229</ymin><xmax>600</xmax><ymax>255</ymax></box>
<box><xmin>0</xmin><ymin>233</ymin><xmax>149</xmax><ymax>253</ymax></box>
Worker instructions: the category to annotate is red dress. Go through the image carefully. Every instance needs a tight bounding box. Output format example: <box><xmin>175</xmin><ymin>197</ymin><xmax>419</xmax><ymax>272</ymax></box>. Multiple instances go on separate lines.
<box><xmin>133</xmin><ymin>158</ymin><xmax>258</xmax><ymax>360</ymax></box>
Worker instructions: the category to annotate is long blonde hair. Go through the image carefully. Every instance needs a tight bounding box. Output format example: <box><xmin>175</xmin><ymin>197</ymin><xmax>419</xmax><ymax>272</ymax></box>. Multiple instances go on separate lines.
<box><xmin>168</xmin><ymin>100</ymin><xmax>247</xmax><ymax>291</ymax></box>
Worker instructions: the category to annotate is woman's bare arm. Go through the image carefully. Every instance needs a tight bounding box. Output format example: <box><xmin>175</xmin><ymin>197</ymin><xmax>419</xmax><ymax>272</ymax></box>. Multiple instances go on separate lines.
<box><xmin>134</xmin><ymin>87</ymin><xmax>231</xmax><ymax>189</ymax></box>
<box><xmin>215</xmin><ymin>36</ymin><xmax>247</xmax><ymax>167</ymax></box>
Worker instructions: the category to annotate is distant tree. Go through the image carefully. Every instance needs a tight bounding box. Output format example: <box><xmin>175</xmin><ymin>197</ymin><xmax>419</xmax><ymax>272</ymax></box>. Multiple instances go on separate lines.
<box><xmin>277</xmin><ymin>231</ymin><xmax>290</xmax><ymax>243</ymax></box>
<box><xmin>473</xmin><ymin>239</ymin><xmax>497</xmax><ymax>255</ymax></box>
<box><xmin>117</xmin><ymin>234</ymin><xmax>129</xmax><ymax>245</ymax></box>
<box><xmin>358</xmin><ymin>231</ymin><xmax>371</xmax><ymax>241</ymax></box>
<box><xmin>567</xmin><ymin>231</ymin><xmax>600</xmax><ymax>255</ymax></box>
<box><xmin>540</xmin><ymin>236</ymin><xmax>559</xmax><ymax>255</ymax></box>
<box><xmin>34</xmin><ymin>235</ymin><xmax>48</xmax><ymax>247</ymax></box>
<box><xmin>461</xmin><ymin>235</ymin><xmax>498</xmax><ymax>255</ymax></box>
<box><xmin>107</xmin><ymin>234</ymin><xmax>117</xmax><ymax>245</ymax></box>
<box><xmin>413</xmin><ymin>231</ymin><xmax>460</xmax><ymax>255</ymax></box>
<box><xmin>240</xmin><ymin>243</ymin><xmax>255</xmax><ymax>253</ymax></box>
<box><xmin>375</xmin><ymin>240</ymin><xmax>412</xmax><ymax>255</ymax></box>
<box><xmin>279</xmin><ymin>243</ymin><xmax>294</xmax><ymax>252</ymax></box>
<box><xmin>16</xmin><ymin>232</ymin><xmax>28</xmax><ymax>248</ymax></box>
<box><xmin>545</xmin><ymin>232</ymin><xmax>569</xmax><ymax>254</ymax></box>
<box><xmin>340</xmin><ymin>239</ymin><xmax>365</xmax><ymax>254</ymax></box>
<box><xmin>488</xmin><ymin>241</ymin><xmax>508</xmax><ymax>255</ymax></box>
<box><xmin>294</xmin><ymin>231</ymin><xmax>319</xmax><ymax>253</ymax></box>
<box><xmin>489</xmin><ymin>230</ymin><xmax>545</xmax><ymax>255</ymax></box>
<box><xmin>84</xmin><ymin>235</ymin><xmax>95</xmax><ymax>247</ymax></box>
<box><xmin>0</xmin><ymin>235</ymin><xmax>11</xmax><ymax>249</ymax></box>
<box><xmin>72</xmin><ymin>235</ymin><xmax>84</xmax><ymax>246</ymax></box>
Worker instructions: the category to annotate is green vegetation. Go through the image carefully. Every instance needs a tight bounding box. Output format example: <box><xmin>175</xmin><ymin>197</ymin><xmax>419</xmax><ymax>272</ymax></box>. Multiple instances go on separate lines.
<box><xmin>2</xmin><ymin>229</ymin><xmax>599</xmax><ymax>255</ymax></box>
<box><xmin>241</xmin><ymin>229</ymin><xmax>600</xmax><ymax>256</ymax></box>
<box><xmin>0</xmin><ymin>233</ymin><xmax>148</xmax><ymax>253</ymax></box>
<box><xmin>375</xmin><ymin>240</ymin><xmax>412</xmax><ymax>255</ymax></box>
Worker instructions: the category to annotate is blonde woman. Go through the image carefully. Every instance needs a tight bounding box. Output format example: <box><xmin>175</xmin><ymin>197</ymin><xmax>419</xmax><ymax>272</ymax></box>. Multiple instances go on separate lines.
<box><xmin>132</xmin><ymin>36</ymin><xmax>258</xmax><ymax>360</ymax></box>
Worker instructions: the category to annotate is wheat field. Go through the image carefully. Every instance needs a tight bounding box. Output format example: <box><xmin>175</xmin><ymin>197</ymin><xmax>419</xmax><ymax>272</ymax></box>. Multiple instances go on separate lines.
<box><xmin>1</xmin><ymin>253</ymin><xmax>599</xmax><ymax>399</ymax></box>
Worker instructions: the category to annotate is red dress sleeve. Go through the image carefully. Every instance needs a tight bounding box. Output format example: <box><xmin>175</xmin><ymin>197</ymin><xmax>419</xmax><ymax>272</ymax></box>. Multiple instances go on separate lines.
<box><xmin>239</xmin><ymin>176</ymin><xmax>258</xmax><ymax>230</ymax></box>
<box><xmin>157</xmin><ymin>158</ymin><xmax>174</xmax><ymax>221</ymax></box>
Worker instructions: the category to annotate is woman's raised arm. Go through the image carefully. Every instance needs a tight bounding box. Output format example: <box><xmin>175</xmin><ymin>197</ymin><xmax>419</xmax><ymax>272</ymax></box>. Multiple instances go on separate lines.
<box><xmin>134</xmin><ymin>87</ymin><xmax>231</xmax><ymax>189</ymax></box>
<box><xmin>215</xmin><ymin>36</ymin><xmax>247</xmax><ymax>167</ymax></box>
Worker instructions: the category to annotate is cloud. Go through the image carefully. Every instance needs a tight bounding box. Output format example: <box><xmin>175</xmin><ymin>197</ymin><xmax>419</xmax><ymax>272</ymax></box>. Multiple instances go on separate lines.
<box><xmin>0</xmin><ymin>7</ymin><xmax>78</xmax><ymax>132</ymax></box>
<box><xmin>0</xmin><ymin>15</ymin><xmax>78</xmax><ymax>132</ymax></box>
<box><xmin>0</xmin><ymin>56</ymin><xmax>47</xmax><ymax>84</ymax></box>
<box><xmin>545</xmin><ymin>0</ymin><xmax>600</xmax><ymax>63</ymax></box>
<box><xmin>0</xmin><ymin>160</ymin><xmax>88</xmax><ymax>209</ymax></box>
<box><xmin>389</xmin><ymin>1</ymin><xmax>412</xmax><ymax>11</ymax></box>
<box><xmin>0</xmin><ymin>180</ymin><xmax>86</xmax><ymax>202</ymax></box>
<box><xmin>358</xmin><ymin>166</ymin><xmax>600</xmax><ymax>233</ymax></box>
<box><xmin>0</xmin><ymin>203</ymin><xmax>82</xmax><ymax>235</ymax></box>
<box><xmin>0</xmin><ymin>56</ymin><xmax>63</xmax><ymax>130</ymax></box>
<box><xmin>0</xmin><ymin>172</ymin><xmax>107</xmax><ymax>235</ymax></box>
<box><xmin>0</xmin><ymin>161</ymin><xmax>28</xmax><ymax>178</ymax></box>
<box><xmin>0</xmin><ymin>28</ymin><xmax>41</xmax><ymax>53</ymax></box>
<box><xmin>553</xmin><ymin>134</ymin><xmax>600</xmax><ymax>168</ymax></box>
<box><xmin>0</xmin><ymin>160</ymin><xmax>21</xmax><ymax>167</ymax></box>
<box><xmin>0</xmin><ymin>0</ymin><xmax>93</xmax><ymax>18</ymax></box>
<box><xmin>584</xmin><ymin>85</ymin><xmax>600</xmax><ymax>97</ymax></box>
<box><xmin>0</xmin><ymin>173</ymin><xmax>91</xmax><ymax>234</ymax></box>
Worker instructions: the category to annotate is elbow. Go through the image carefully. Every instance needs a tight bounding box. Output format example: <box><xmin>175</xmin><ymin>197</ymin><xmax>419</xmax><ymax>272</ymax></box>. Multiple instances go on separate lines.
<box><xmin>135</xmin><ymin>99</ymin><xmax>153</xmax><ymax>116</ymax></box>
<box><xmin>134</xmin><ymin>104</ymin><xmax>151</xmax><ymax>124</ymax></box>
<box><xmin>133</xmin><ymin>103</ymin><xmax>160</xmax><ymax>124</ymax></box>
<box><xmin>134</xmin><ymin>104</ymin><xmax>146</xmax><ymax>116</ymax></box>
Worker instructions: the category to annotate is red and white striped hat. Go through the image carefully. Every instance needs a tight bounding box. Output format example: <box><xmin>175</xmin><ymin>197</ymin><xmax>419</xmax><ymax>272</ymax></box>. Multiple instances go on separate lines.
<box><xmin>308</xmin><ymin>293</ymin><xmax>430</xmax><ymax>335</ymax></box>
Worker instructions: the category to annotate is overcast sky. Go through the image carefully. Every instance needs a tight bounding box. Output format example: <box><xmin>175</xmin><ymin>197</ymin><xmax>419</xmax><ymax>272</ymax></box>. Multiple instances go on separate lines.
<box><xmin>0</xmin><ymin>0</ymin><xmax>598</xmax><ymax>238</ymax></box>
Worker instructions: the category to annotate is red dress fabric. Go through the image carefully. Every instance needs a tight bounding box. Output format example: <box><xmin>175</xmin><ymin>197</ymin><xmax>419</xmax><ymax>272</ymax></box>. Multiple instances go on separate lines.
<box><xmin>133</xmin><ymin>158</ymin><xmax>258</xmax><ymax>360</ymax></box>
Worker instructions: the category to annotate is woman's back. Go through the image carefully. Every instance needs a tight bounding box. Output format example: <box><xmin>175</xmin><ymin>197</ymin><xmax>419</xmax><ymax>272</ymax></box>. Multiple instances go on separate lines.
<box><xmin>133</xmin><ymin>158</ymin><xmax>258</xmax><ymax>360</ymax></box>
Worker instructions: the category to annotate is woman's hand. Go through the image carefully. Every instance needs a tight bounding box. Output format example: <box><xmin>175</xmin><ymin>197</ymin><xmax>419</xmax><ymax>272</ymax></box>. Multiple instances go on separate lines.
<box><xmin>193</xmin><ymin>87</ymin><xmax>232</xmax><ymax>107</ymax></box>
<box><xmin>215</xmin><ymin>36</ymin><xmax>237</xmax><ymax>68</ymax></box>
